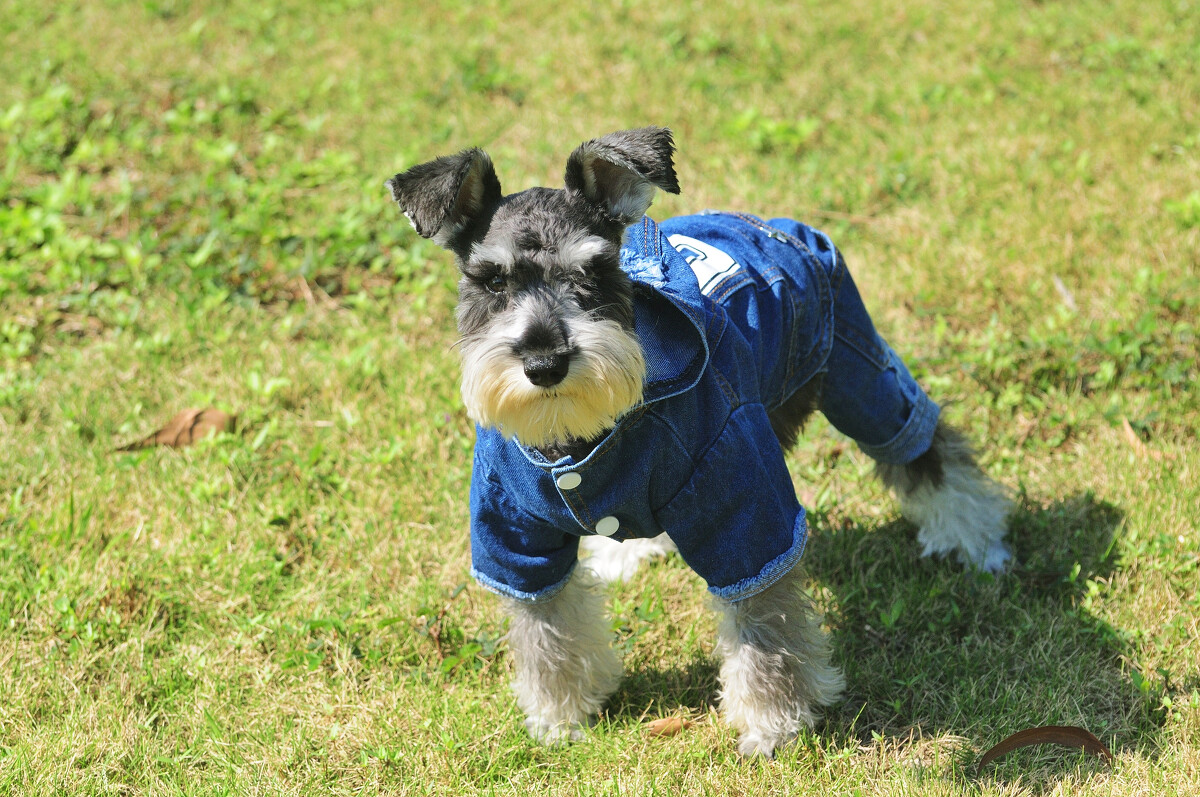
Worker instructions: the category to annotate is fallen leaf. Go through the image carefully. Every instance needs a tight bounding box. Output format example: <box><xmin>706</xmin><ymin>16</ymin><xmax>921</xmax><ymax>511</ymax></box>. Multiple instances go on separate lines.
<box><xmin>117</xmin><ymin>408</ymin><xmax>237</xmax><ymax>451</ymax></box>
<box><xmin>645</xmin><ymin>717</ymin><xmax>692</xmax><ymax>737</ymax></box>
<box><xmin>1120</xmin><ymin>416</ymin><xmax>1174</xmax><ymax>461</ymax></box>
<box><xmin>977</xmin><ymin>725</ymin><xmax>1114</xmax><ymax>772</ymax></box>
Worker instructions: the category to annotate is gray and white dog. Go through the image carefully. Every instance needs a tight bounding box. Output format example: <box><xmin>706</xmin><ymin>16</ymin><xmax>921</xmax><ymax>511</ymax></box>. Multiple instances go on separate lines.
<box><xmin>387</xmin><ymin>128</ymin><xmax>1011</xmax><ymax>757</ymax></box>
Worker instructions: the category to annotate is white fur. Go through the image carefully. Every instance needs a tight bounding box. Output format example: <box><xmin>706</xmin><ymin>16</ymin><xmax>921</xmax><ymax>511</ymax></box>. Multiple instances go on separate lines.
<box><xmin>896</xmin><ymin>458</ymin><xmax>1013</xmax><ymax>572</ymax></box>
<box><xmin>459</xmin><ymin>313</ymin><xmax>645</xmax><ymax>447</ymax></box>
<box><xmin>714</xmin><ymin>567</ymin><xmax>845</xmax><ymax>757</ymax></box>
<box><xmin>580</xmin><ymin>532</ymin><xmax>678</xmax><ymax>583</ymax></box>
<box><xmin>556</xmin><ymin>232</ymin><xmax>613</xmax><ymax>270</ymax></box>
<box><xmin>607</xmin><ymin>181</ymin><xmax>656</xmax><ymax>223</ymax></box>
<box><xmin>505</xmin><ymin>570</ymin><xmax>622</xmax><ymax>743</ymax></box>
<box><xmin>469</xmin><ymin>240</ymin><xmax>516</xmax><ymax>268</ymax></box>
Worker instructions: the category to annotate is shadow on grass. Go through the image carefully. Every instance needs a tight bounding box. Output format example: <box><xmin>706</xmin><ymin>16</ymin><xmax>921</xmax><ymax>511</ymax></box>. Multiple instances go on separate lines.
<box><xmin>820</xmin><ymin>490</ymin><xmax>1171</xmax><ymax>784</ymax></box>
<box><xmin>610</xmin><ymin>492</ymin><xmax>1162</xmax><ymax>781</ymax></box>
<box><xmin>610</xmin><ymin>656</ymin><xmax>721</xmax><ymax>720</ymax></box>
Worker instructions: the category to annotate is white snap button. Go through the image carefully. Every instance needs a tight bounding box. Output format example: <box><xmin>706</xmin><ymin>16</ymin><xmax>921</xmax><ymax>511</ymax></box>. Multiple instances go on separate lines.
<box><xmin>595</xmin><ymin>516</ymin><xmax>620</xmax><ymax>536</ymax></box>
<box><xmin>556</xmin><ymin>472</ymin><xmax>582</xmax><ymax>490</ymax></box>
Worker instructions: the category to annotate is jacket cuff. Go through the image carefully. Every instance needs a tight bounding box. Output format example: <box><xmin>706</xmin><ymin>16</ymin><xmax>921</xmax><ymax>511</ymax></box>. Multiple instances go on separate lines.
<box><xmin>854</xmin><ymin>365</ymin><xmax>941</xmax><ymax>465</ymax></box>
<box><xmin>706</xmin><ymin>510</ymin><xmax>809</xmax><ymax>603</ymax></box>
<box><xmin>469</xmin><ymin>561</ymin><xmax>577</xmax><ymax>604</ymax></box>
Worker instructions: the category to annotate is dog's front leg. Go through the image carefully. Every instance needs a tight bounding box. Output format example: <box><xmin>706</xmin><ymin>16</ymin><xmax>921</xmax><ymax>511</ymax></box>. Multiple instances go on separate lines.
<box><xmin>504</xmin><ymin>569</ymin><xmax>622</xmax><ymax>744</ymax></box>
<box><xmin>715</xmin><ymin>567</ymin><xmax>845</xmax><ymax>758</ymax></box>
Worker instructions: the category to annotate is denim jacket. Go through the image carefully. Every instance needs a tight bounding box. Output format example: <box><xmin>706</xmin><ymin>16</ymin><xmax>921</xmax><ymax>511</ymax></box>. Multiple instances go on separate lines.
<box><xmin>469</xmin><ymin>213</ymin><xmax>940</xmax><ymax>604</ymax></box>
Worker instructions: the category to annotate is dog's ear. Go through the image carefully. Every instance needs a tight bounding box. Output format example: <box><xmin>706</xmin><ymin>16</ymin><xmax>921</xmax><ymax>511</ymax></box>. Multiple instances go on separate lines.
<box><xmin>386</xmin><ymin>149</ymin><xmax>501</xmax><ymax>248</ymax></box>
<box><xmin>564</xmin><ymin>127</ymin><xmax>680</xmax><ymax>225</ymax></box>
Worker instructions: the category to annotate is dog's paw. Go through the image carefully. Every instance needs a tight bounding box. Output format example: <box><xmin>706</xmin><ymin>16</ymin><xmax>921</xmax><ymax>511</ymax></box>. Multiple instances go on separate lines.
<box><xmin>977</xmin><ymin>538</ymin><xmax>1012</xmax><ymax>574</ymax></box>
<box><xmin>525</xmin><ymin>717</ymin><xmax>589</xmax><ymax>746</ymax></box>
<box><xmin>736</xmin><ymin>730</ymin><xmax>791</xmax><ymax>759</ymax></box>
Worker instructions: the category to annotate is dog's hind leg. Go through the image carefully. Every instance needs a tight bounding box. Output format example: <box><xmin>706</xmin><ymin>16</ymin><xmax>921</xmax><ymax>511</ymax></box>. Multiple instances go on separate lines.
<box><xmin>714</xmin><ymin>566</ymin><xmax>844</xmax><ymax>758</ymax></box>
<box><xmin>504</xmin><ymin>569</ymin><xmax>623</xmax><ymax>744</ymax></box>
<box><xmin>579</xmin><ymin>533</ymin><xmax>678</xmax><ymax>583</ymax></box>
<box><xmin>812</xmin><ymin>258</ymin><xmax>1012</xmax><ymax>572</ymax></box>
<box><xmin>875</xmin><ymin>420</ymin><xmax>1012</xmax><ymax>572</ymax></box>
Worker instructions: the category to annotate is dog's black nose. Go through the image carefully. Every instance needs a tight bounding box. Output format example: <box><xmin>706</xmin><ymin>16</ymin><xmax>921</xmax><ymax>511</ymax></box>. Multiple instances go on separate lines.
<box><xmin>523</xmin><ymin>354</ymin><xmax>569</xmax><ymax>387</ymax></box>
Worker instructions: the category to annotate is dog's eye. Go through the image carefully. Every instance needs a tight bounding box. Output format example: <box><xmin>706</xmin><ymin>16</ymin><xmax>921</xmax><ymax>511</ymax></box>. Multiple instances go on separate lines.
<box><xmin>485</xmin><ymin>273</ymin><xmax>507</xmax><ymax>294</ymax></box>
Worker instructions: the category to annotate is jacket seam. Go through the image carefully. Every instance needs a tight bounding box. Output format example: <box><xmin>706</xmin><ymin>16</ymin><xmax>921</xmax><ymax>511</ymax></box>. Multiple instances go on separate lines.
<box><xmin>643</xmin><ymin>409</ymin><xmax>702</xmax><ymax>513</ymax></box>
<box><xmin>650</xmin><ymin>401</ymin><xmax>764</xmax><ymax>512</ymax></box>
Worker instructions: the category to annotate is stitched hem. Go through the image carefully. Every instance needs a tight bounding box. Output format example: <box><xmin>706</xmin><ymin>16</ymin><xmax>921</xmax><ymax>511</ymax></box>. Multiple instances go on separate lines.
<box><xmin>706</xmin><ymin>511</ymin><xmax>808</xmax><ymax>602</ymax></box>
<box><xmin>470</xmin><ymin>561</ymin><xmax>576</xmax><ymax>605</ymax></box>
<box><xmin>854</xmin><ymin>381</ymin><xmax>941</xmax><ymax>465</ymax></box>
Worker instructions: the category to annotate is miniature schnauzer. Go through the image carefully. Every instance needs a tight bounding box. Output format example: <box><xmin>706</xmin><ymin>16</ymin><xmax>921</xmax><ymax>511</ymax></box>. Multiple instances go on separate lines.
<box><xmin>386</xmin><ymin>127</ymin><xmax>1011</xmax><ymax>757</ymax></box>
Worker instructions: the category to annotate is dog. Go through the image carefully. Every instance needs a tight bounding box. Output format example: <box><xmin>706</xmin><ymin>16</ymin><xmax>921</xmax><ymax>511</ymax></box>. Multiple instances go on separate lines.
<box><xmin>386</xmin><ymin>127</ymin><xmax>1012</xmax><ymax>757</ymax></box>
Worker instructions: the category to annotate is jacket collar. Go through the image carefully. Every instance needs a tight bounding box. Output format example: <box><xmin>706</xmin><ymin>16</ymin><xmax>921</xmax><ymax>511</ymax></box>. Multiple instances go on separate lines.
<box><xmin>620</xmin><ymin>217</ymin><xmax>711</xmax><ymax>404</ymax></box>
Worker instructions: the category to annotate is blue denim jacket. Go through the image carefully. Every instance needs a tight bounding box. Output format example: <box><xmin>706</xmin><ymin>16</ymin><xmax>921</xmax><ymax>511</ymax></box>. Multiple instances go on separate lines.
<box><xmin>469</xmin><ymin>213</ymin><xmax>940</xmax><ymax>604</ymax></box>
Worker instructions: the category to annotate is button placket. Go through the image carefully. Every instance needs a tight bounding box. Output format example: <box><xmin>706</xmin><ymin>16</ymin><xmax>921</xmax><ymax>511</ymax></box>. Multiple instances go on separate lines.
<box><xmin>555</xmin><ymin>469</ymin><xmax>595</xmax><ymax>532</ymax></box>
<box><xmin>553</xmin><ymin>467</ymin><xmax>622</xmax><ymax>537</ymax></box>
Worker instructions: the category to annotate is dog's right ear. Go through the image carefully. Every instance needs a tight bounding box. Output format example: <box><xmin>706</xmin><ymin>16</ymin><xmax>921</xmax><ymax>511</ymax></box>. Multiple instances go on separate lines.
<box><xmin>564</xmin><ymin>127</ymin><xmax>680</xmax><ymax>225</ymax></box>
<box><xmin>386</xmin><ymin>149</ymin><xmax>501</xmax><ymax>249</ymax></box>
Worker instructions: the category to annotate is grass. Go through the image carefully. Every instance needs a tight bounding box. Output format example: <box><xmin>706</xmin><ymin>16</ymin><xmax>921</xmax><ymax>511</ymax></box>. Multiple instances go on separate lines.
<box><xmin>1</xmin><ymin>0</ymin><xmax>1198</xmax><ymax>793</ymax></box>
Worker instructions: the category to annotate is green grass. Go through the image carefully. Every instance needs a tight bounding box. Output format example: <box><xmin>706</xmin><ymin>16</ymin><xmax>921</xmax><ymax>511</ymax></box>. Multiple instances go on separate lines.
<box><xmin>1</xmin><ymin>0</ymin><xmax>1198</xmax><ymax>793</ymax></box>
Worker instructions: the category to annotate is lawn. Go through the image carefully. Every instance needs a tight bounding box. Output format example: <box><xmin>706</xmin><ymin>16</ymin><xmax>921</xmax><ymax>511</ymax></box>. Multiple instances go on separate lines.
<box><xmin>1</xmin><ymin>0</ymin><xmax>1197</xmax><ymax>794</ymax></box>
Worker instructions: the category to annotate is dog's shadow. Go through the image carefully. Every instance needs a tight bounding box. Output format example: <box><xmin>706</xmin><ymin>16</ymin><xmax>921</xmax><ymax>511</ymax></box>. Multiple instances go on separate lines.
<box><xmin>611</xmin><ymin>491</ymin><xmax>1165</xmax><ymax>773</ymax></box>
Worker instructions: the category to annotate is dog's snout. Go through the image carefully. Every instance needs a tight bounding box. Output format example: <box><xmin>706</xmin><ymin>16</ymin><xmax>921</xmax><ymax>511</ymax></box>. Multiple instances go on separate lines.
<box><xmin>523</xmin><ymin>353</ymin><xmax>570</xmax><ymax>387</ymax></box>
<box><xmin>513</xmin><ymin>303</ymin><xmax>573</xmax><ymax>387</ymax></box>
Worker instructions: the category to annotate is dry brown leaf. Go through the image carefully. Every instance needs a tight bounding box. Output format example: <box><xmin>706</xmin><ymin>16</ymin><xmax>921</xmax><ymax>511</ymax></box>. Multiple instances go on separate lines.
<box><xmin>1120</xmin><ymin>416</ymin><xmax>1174</xmax><ymax>461</ymax></box>
<box><xmin>1121</xmin><ymin>416</ymin><xmax>1150</xmax><ymax>455</ymax></box>
<box><xmin>645</xmin><ymin>717</ymin><xmax>692</xmax><ymax>737</ymax></box>
<box><xmin>977</xmin><ymin>725</ymin><xmax>1114</xmax><ymax>772</ymax></box>
<box><xmin>117</xmin><ymin>408</ymin><xmax>237</xmax><ymax>451</ymax></box>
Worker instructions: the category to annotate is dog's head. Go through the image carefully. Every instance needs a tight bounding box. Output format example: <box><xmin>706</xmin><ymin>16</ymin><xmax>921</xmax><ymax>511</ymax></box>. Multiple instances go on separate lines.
<box><xmin>387</xmin><ymin>127</ymin><xmax>680</xmax><ymax>448</ymax></box>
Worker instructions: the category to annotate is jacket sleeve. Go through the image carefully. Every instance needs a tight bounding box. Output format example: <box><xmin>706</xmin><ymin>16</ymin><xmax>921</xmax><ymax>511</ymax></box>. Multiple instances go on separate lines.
<box><xmin>469</xmin><ymin>455</ymin><xmax>580</xmax><ymax>604</ymax></box>
<box><xmin>653</xmin><ymin>402</ymin><xmax>808</xmax><ymax>602</ymax></box>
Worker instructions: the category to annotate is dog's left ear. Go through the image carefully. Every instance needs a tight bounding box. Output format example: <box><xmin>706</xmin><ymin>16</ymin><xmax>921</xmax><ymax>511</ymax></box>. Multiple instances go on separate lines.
<box><xmin>565</xmin><ymin>127</ymin><xmax>680</xmax><ymax>225</ymax></box>
<box><xmin>386</xmin><ymin>149</ymin><xmax>502</xmax><ymax>249</ymax></box>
